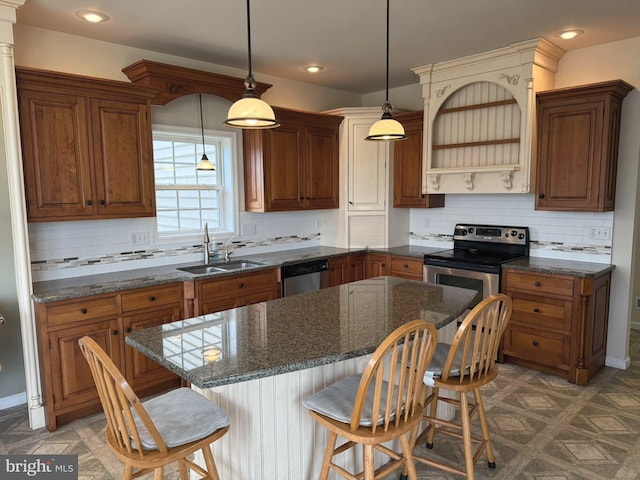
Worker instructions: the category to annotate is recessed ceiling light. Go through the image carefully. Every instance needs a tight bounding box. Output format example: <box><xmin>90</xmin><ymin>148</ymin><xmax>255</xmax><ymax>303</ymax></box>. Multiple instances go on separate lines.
<box><xmin>555</xmin><ymin>29</ymin><xmax>584</xmax><ymax>40</ymax></box>
<box><xmin>304</xmin><ymin>65</ymin><xmax>324</xmax><ymax>73</ymax></box>
<box><xmin>76</xmin><ymin>10</ymin><xmax>110</xmax><ymax>23</ymax></box>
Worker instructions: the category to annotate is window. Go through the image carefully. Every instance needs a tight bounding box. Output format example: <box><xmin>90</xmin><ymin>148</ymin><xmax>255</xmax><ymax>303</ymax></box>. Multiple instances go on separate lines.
<box><xmin>153</xmin><ymin>125</ymin><xmax>237</xmax><ymax>240</ymax></box>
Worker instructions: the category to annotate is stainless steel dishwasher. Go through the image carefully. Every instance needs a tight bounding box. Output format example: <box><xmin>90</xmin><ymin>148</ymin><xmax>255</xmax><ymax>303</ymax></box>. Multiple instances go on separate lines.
<box><xmin>281</xmin><ymin>258</ymin><xmax>330</xmax><ymax>297</ymax></box>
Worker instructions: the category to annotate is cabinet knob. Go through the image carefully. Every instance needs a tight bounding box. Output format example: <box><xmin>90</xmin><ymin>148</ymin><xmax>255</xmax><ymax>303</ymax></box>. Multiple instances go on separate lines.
<box><xmin>403</xmin><ymin>264</ymin><xmax>409</xmax><ymax>269</ymax></box>
<box><xmin>239</xmin><ymin>282</ymin><xmax>244</xmax><ymax>288</ymax></box>
<box><xmin>306</xmin><ymin>197</ymin><xmax>311</xmax><ymax>200</ymax></box>
<box><xmin>99</xmin><ymin>200</ymin><xmax>105</xmax><ymax>206</ymax></box>
<box><xmin>534</xmin><ymin>281</ymin><xmax>541</xmax><ymax>287</ymax></box>
<box><xmin>86</xmin><ymin>200</ymin><xmax>93</xmax><ymax>206</ymax></box>
<box><xmin>149</xmin><ymin>296</ymin><xmax>156</xmax><ymax>302</ymax></box>
<box><xmin>381</xmin><ymin>264</ymin><xmax>386</xmax><ymax>267</ymax></box>
<box><xmin>80</xmin><ymin>308</ymin><xmax>88</xmax><ymax>314</ymax></box>
<box><xmin>125</xmin><ymin>327</ymin><xmax>132</xmax><ymax>333</ymax></box>
<box><xmin>532</xmin><ymin>341</ymin><xmax>539</xmax><ymax>347</ymax></box>
<box><xmin>113</xmin><ymin>329</ymin><xmax>119</xmax><ymax>336</ymax></box>
<box><xmin>533</xmin><ymin>308</ymin><xmax>540</xmax><ymax>313</ymax></box>
<box><xmin>538</xmin><ymin>193</ymin><xmax>545</xmax><ymax>199</ymax></box>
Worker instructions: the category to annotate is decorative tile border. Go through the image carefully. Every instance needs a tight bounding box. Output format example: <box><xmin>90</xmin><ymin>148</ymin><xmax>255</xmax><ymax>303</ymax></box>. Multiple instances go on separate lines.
<box><xmin>31</xmin><ymin>233</ymin><xmax>321</xmax><ymax>272</ymax></box>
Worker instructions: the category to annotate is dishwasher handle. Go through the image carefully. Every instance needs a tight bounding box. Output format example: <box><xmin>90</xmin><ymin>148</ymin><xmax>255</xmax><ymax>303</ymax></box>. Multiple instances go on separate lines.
<box><xmin>281</xmin><ymin>259</ymin><xmax>329</xmax><ymax>278</ymax></box>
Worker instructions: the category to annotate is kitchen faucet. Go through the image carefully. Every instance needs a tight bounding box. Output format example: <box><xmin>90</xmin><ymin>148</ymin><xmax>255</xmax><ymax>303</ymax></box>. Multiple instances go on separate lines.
<box><xmin>202</xmin><ymin>223</ymin><xmax>219</xmax><ymax>264</ymax></box>
<box><xmin>223</xmin><ymin>233</ymin><xmax>239</xmax><ymax>261</ymax></box>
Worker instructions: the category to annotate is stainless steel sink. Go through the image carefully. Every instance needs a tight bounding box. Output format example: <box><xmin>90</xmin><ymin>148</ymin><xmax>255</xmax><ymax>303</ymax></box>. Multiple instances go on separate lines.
<box><xmin>178</xmin><ymin>260</ymin><xmax>265</xmax><ymax>275</ymax></box>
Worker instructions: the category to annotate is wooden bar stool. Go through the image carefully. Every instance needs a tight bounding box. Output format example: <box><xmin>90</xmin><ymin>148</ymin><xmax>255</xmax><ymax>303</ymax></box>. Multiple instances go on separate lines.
<box><xmin>78</xmin><ymin>336</ymin><xmax>230</xmax><ymax>480</ymax></box>
<box><xmin>406</xmin><ymin>294</ymin><xmax>512</xmax><ymax>480</ymax></box>
<box><xmin>304</xmin><ymin>320</ymin><xmax>438</xmax><ymax>480</ymax></box>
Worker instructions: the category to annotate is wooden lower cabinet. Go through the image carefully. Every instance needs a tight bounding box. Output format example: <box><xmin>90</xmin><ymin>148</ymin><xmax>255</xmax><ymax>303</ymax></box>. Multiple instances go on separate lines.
<box><xmin>194</xmin><ymin>268</ymin><xmax>281</xmax><ymax>315</ymax></box>
<box><xmin>389</xmin><ymin>255</ymin><xmax>423</xmax><ymax>280</ymax></box>
<box><xmin>35</xmin><ymin>282</ymin><xmax>184</xmax><ymax>431</ymax></box>
<box><xmin>328</xmin><ymin>255</ymin><xmax>349</xmax><ymax>287</ymax></box>
<box><xmin>500</xmin><ymin>268</ymin><xmax>611</xmax><ymax>385</ymax></box>
<box><xmin>366</xmin><ymin>253</ymin><xmax>390</xmax><ymax>278</ymax></box>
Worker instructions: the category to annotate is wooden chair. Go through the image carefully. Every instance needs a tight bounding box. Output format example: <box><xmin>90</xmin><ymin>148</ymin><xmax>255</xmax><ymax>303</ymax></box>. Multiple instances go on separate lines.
<box><xmin>304</xmin><ymin>320</ymin><xmax>438</xmax><ymax>480</ymax></box>
<box><xmin>78</xmin><ymin>336</ymin><xmax>230</xmax><ymax>480</ymax></box>
<box><xmin>407</xmin><ymin>293</ymin><xmax>512</xmax><ymax>480</ymax></box>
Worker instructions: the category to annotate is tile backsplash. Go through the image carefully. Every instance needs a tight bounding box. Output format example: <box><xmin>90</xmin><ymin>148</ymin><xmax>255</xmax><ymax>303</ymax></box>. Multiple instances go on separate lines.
<box><xmin>30</xmin><ymin>193</ymin><xmax>613</xmax><ymax>282</ymax></box>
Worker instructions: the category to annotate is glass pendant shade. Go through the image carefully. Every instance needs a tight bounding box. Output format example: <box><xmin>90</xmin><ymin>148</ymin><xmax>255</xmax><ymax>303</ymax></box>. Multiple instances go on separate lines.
<box><xmin>366</xmin><ymin>106</ymin><xmax>406</xmax><ymax>141</ymax></box>
<box><xmin>224</xmin><ymin>86</ymin><xmax>279</xmax><ymax>128</ymax></box>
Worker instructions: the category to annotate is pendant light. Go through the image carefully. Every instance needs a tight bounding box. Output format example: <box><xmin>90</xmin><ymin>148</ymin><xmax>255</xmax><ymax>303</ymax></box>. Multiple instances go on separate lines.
<box><xmin>366</xmin><ymin>0</ymin><xmax>407</xmax><ymax>141</ymax></box>
<box><xmin>224</xmin><ymin>0</ymin><xmax>279</xmax><ymax>129</ymax></box>
<box><xmin>197</xmin><ymin>94</ymin><xmax>215</xmax><ymax>171</ymax></box>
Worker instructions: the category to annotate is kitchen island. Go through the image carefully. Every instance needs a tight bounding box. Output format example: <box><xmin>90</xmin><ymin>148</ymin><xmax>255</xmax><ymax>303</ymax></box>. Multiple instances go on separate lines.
<box><xmin>126</xmin><ymin>276</ymin><xmax>475</xmax><ymax>480</ymax></box>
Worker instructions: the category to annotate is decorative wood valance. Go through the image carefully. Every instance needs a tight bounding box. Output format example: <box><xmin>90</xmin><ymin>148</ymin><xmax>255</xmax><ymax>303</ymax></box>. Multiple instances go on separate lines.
<box><xmin>122</xmin><ymin>59</ymin><xmax>273</xmax><ymax>106</ymax></box>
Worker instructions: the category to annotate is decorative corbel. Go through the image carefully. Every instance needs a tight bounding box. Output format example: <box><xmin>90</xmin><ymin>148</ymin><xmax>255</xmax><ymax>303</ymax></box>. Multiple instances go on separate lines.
<box><xmin>463</xmin><ymin>172</ymin><xmax>474</xmax><ymax>191</ymax></box>
<box><xmin>428</xmin><ymin>174</ymin><xmax>441</xmax><ymax>192</ymax></box>
<box><xmin>501</xmin><ymin>170</ymin><xmax>514</xmax><ymax>191</ymax></box>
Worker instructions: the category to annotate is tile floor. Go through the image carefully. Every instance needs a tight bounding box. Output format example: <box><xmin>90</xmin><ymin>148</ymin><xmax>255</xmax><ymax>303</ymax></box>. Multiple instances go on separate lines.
<box><xmin>1</xmin><ymin>330</ymin><xmax>639</xmax><ymax>480</ymax></box>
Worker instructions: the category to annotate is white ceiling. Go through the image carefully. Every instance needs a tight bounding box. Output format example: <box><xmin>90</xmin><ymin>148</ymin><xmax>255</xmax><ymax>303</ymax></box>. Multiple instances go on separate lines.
<box><xmin>15</xmin><ymin>0</ymin><xmax>640</xmax><ymax>95</ymax></box>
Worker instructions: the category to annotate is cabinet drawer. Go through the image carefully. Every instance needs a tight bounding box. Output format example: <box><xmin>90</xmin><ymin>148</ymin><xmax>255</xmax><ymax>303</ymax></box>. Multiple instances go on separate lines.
<box><xmin>510</xmin><ymin>293</ymin><xmax>573</xmax><ymax>332</ymax></box>
<box><xmin>46</xmin><ymin>296</ymin><xmax>119</xmax><ymax>326</ymax></box>
<box><xmin>200</xmin><ymin>269</ymin><xmax>279</xmax><ymax>298</ymax></box>
<box><xmin>390</xmin><ymin>257</ymin><xmax>423</xmax><ymax>278</ymax></box>
<box><xmin>504</xmin><ymin>271</ymin><xmax>574</xmax><ymax>297</ymax></box>
<box><xmin>502</xmin><ymin>325</ymin><xmax>570</xmax><ymax>370</ymax></box>
<box><xmin>121</xmin><ymin>284</ymin><xmax>183</xmax><ymax>313</ymax></box>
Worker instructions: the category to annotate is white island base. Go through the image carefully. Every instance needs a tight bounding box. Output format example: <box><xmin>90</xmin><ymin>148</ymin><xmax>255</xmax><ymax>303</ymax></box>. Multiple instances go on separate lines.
<box><xmin>194</xmin><ymin>319</ymin><xmax>458</xmax><ymax>480</ymax></box>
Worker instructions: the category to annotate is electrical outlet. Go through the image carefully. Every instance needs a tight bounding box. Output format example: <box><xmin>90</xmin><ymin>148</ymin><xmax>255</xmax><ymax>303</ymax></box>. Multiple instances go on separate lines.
<box><xmin>588</xmin><ymin>226</ymin><xmax>611</xmax><ymax>241</ymax></box>
<box><xmin>129</xmin><ymin>232</ymin><xmax>150</xmax><ymax>246</ymax></box>
<box><xmin>241</xmin><ymin>224</ymin><xmax>256</xmax><ymax>236</ymax></box>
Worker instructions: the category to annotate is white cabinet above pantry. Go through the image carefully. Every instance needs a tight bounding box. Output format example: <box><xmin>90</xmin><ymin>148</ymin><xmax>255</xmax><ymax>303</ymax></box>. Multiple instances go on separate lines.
<box><xmin>413</xmin><ymin>38</ymin><xmax>565</xmax><ymax>194</ymax></box>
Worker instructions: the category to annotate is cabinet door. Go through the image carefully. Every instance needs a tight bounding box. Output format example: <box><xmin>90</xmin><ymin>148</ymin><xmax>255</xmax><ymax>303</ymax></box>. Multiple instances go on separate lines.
<box><xmin>123</xmin><ymin>307</ymin><xmax>182</xmax><ymax>392</ymax></box>
<box><xmin>48</xmin><ymin>318</ymin><xmax>121</xmax><ymax>415</ymax></box>
<box><xmin>348</xmin><ymin>119</ymin><xmax>387</xmax><ymax>211</ymax></box>
<box><xmin>91</xmin><ymin>98</ymin><xmax>155</xmax><ymax>217</ymax></box>
<box><xmin>349</xmin><ymin>254</ymin><xmax>366</xmax><ymax>282</ymax></box>
<box><xmin>305</xmin><ymin>125</ymin><xmax>339</xmax><ymax>209</ymax></box>
<box><xmin>366</xmin><ymin>253</ymin><xmax>389</xmax><ymax>278</ymax></box>
<box><xmin>19</xmin><ymin>89</ymin><xmax>95</xmax><ymax>220</ymax></box>
<box><xmin>328</xmin><ymin>256</ymin><xmax>349</xmax><ymax>287</ymax></box>
<box><xmin>263</xmin><ymin>124</ymin><xmax>305</xmax><ymax>210</ymax></box>
<box><xmin>536</xmin><ymin>99</ymin><xmax>605</xmax><ymax>211</ymax></box>
<box><xmin>393</xmin><ymin>111</ymin><xmax>445</xmax><ymax>208</ymax></box>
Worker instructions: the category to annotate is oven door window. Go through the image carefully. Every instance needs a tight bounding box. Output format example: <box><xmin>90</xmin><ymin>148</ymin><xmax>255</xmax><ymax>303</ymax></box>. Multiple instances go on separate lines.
<box><xmin>434</xmin><ymin>273</ymin><xmax>484</xmax><ymax>309</ymax></box>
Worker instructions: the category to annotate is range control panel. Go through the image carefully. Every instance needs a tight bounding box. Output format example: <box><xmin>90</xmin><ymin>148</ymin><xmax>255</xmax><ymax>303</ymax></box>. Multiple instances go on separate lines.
<box><xmin>453</xmin><ymin>224</ymin><xmax>529</xmax><ymax>245</ymax></box>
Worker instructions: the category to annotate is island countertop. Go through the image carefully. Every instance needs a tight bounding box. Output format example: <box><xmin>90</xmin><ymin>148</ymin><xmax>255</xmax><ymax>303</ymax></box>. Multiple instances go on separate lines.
<box><xmin>125</xmin><ymin>276</ymin><xmax>475</xmax><ymax>389</ymax></box>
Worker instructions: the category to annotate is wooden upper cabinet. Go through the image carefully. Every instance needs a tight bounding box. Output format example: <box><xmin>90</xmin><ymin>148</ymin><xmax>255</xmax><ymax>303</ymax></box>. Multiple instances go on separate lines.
<box><xmin>535</xmin><ymin>80</ymin><xmax>633</xmax><ymax>212</ymax></box>
<box><xmin>392</xmin><ymin>111</ymin><xmax>444</xmax><ymax>208</ymax></box>
<box><xmin>243</xmin><ymin>107</ymin><xmax>343</xmax><ymax>212</ymax></box>
<box><xmin>17</xmin><ymin>67</ymin><xmax>157</xmax><ymax>222</ymax></box>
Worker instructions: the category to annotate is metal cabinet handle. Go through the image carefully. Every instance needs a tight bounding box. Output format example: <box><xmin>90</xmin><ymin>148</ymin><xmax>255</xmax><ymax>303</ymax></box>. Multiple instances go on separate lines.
<box><xmin>538</xmin><ymin>193</ymin><xmax>545</xmax><ymax>199</ymax></box>
<box><xmin>113</xmin><ymin>329</ymin><xmax>119</xmax><ymax>335</ymax></box>
<box><xmin>534</xmin><ymin>281</ymin><xmax>541</xmax><ymax>287</ymax></box>
<box><xmin>87</xmin><ymin>200</ymin><xmax>93</xmax><ymax>206</ymax></box>
<box><xmin>239</xmin><ymin>282</ymin><xmax>244</xmax><ymax>288</ymax></box>
<box><xmin>80</xmin><ymin>308</ymin><xmax>88</xmax><ymax>314</ymax></box>
<box><xmin>99</xmin><ymin>200</ymin><xmax>105</xmax><ymax>205</ymax></box>
<box><xmin>149</xmin><ymin>296</ymin><xmax>156</xmax><ymax>302</ymax></box>
<box><xmin>125</xmin><ymin>327</ymin><xmax>132</xmax><ymax>333</ymax></box>
<box><xmin>403</xmin><ymin>264</ymin><xmax>409</xmax><ymax>268</ymax></box>
<box><xmin>533</xmin><ymin>308</ymin><xmax>540</xmax><ymax>313</ymax></box>
<box><xmin>532</xmin><ymin>341</ymin><xmax>539</xmax><ymax>347</ymax></box>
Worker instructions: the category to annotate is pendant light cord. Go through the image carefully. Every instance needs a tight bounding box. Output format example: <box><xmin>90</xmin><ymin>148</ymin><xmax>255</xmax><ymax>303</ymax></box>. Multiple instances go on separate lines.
<box><xmin>199</xmin><ymin>94</ymin><xmax>206</xmax><ymax>149</ymax></box>
<box><xmin>246</xmin><ymin>0</ymin><xmax>253</xmax><ymax>80</ymax></box>
<box><xmin>385</xmin><ymin>0</ymin><xmax>390</xmax><ymax>103</ymax></box>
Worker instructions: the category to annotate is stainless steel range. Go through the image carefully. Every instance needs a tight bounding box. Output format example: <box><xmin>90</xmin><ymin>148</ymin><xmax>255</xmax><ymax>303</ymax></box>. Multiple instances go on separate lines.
<box><xmin>423</xmin><ymin>224</ymin><xmax>529</xmax><ymax>310</ymax></box>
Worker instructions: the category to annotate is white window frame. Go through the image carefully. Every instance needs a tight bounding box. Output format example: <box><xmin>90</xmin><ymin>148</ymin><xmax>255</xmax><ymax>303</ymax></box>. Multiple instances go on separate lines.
<box><xmin>152</xmin><ymin>124</ymin><xmax>239</xmax><ymax>244</ymax></box>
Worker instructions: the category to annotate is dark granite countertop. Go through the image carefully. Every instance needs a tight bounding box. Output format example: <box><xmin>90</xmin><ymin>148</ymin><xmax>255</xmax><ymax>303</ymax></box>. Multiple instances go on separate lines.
<box><xmin>502</xmin><ymin>257</ymin><xmax>614</xmax><ymax>277</ymax></box>
<box><xmin>31</xmin><ymin>245</ymin><xmax>446</xmax><ymax>303</ymax></box>
<box><xmin>125</xmin><ymin>276</ymin><xmax>476</xmax><ymax>389</ymax></box>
